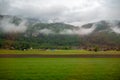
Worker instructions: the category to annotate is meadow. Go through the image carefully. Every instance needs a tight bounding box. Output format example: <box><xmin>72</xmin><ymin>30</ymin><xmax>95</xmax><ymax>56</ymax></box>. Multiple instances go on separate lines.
<box><xmin>0</xmin><ymin>58</ymin><xmax>120</xmax><ymax>80</ymax></box>
<box><xmin>0</xmin><ymin>50</ymin><xmax>120</xmax><ymax>80</ymax></box>
<box><xmin>0</xmin><ymin>49</ymin><xmax>120</xmax><ymax>54</ymax></box>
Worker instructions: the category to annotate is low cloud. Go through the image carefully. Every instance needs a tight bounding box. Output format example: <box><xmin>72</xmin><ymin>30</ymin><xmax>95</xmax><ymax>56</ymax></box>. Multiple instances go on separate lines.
<box><xmin>39</xmin><ymin>28</ymin><xmax>55</xmax><ymax>35</ymax></box>
<box><xmin>111</xmin><ymin>27</ymin><xmax>120</xmax><ymax>34</ymax></box>
<box><xmin>0</xmin><ymin>17</ymin><xmax>27</xmax><ymax>33</ymax></box>
<box><xmin>109</xmin><ymin>21</ymin><xmax>120</xmax><ymax>34</ymax></box>
<box><xmin>32</xmin><ymin>24</ymin><xmax>96</xmax><ymax>35</ymax></box>
<box><xmin>60</xmin><ymin>24</ymin><xmax>96</xmax><ymax>35</ymax></box>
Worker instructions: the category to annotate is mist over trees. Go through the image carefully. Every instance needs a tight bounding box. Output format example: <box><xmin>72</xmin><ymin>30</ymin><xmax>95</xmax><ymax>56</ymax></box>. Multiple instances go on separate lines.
<box><xmin>0</xmin><ymin>15</ymin><xmax>120</xmax><ymax>51</ymax></box>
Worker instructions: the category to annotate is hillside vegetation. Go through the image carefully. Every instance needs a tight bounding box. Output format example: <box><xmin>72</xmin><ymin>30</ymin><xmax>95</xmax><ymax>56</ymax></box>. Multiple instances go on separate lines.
<box><xmin>0</xmin><ymin>15</ymin><xmax>120</xmax><ymax>51</ymax></box>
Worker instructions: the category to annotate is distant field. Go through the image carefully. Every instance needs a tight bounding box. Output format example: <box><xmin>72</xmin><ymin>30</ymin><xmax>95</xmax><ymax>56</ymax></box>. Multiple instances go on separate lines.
<box><xmin>0</xmin><ymin>58</ymin><xmax>120</xmax><ymax>80</ymax></box>
<box><xmin>0</xmin><ymin>49</ymin><xmax>120</xmax><ymax>54</ymax></box>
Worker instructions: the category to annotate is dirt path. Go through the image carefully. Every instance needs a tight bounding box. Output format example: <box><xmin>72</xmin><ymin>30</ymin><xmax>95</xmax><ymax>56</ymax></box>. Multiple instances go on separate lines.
<box><xmin>0</xmin><ymin>54</ymin><xmax>120</xmax><ymax>58</ymax></box>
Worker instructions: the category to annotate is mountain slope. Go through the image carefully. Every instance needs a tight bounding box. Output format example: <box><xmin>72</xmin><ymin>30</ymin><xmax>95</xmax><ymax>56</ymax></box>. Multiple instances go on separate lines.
<box><xmin>0</xmin><ymin>15</ymin><xmax>120</xmax><ymax>50</ymax></box>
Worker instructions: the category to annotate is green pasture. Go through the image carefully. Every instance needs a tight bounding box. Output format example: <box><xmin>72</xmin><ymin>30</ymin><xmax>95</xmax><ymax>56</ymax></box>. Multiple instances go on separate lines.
<box><xmin>0</xmin><ymin>49</ymin><xmax>120</xmax><ymax>54</ymax></box>
<box><xmin>0</xmin><ymin>58</ymin><xmax>120</xmax><ymax>80</ymax></box>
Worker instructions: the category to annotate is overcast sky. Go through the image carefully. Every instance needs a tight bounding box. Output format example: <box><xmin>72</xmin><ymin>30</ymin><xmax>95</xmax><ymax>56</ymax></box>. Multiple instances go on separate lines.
<box><xmin>0</xmin><ymin>0</ymin><xmax>120</xmax><ymax>26</ymax></box>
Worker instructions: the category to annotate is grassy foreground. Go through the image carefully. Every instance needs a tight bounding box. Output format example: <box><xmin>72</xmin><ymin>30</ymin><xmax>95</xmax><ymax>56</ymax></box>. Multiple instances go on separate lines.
<box><xmin>0</xmin><ymin>49</ymin><xmax>120</xmax><ymax>54</ymax></box>
<box><xmin>0</xmin><ymin>58</ymin><xmax>120</xmax><ymax>80</ymax></box>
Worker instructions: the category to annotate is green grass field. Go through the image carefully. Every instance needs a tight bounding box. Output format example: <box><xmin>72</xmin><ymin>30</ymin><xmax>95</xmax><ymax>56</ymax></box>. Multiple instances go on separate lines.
<box><xmin>0</xmin><ymin>58</ymin><xmax>120</xmax><ymax>80</ymax></box>
<box><xmin>0</xmin><ymin>49</ymin><xmax>120</xmax><ymax>54</ymax></box>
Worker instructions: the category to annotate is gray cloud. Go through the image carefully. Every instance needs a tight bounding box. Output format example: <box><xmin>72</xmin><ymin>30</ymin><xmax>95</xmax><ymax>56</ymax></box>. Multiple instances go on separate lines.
<box><xmin>0</xmin><ymin>0</ymin><xmax>120</xmax><ymax>26</ymax></box>
<box><xmin>100</xmin><ymin>0</ymin><xmax>120</xmax><ymax>8</ymax></box>
<box><xmin>0</xmin><ymin>0</ymin><xmax>11</xmax><ymax>14</ymax></box>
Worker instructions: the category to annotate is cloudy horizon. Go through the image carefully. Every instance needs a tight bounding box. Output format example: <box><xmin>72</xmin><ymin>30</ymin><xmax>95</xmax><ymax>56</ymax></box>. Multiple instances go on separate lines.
<box><xmin>0</xmin><ymin>0</ymin><xmax>120</xmax><ymax>26</ymax></box>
